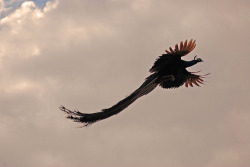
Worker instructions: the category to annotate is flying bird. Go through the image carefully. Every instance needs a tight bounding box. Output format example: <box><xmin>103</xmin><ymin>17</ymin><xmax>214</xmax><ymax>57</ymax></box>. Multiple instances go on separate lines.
<box><xmin>60</xmin><ymin>39</ymin><xmax>209</xmax><ymax>126</ymax></box>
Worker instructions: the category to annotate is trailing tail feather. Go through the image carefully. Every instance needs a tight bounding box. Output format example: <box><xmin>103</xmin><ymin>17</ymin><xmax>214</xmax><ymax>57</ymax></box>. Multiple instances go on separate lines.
<box><xmin>59</xmin><ymin>73</ymin><xmax>159</xmax><ymax>126</ymax></box>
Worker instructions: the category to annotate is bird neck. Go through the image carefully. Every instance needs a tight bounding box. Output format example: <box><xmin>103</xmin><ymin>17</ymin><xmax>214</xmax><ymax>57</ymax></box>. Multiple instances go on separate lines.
<box><xmin>182</xmin><ymin>59</ymin><xmax>197</xmax><ymax>68</ymax></box>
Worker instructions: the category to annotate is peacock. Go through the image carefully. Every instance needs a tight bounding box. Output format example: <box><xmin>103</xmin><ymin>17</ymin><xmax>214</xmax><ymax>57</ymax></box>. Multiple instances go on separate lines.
<box><xmin>60</xmin><ymin>39</ymin><xmax>209</xmax><ymax>127</ymax></box>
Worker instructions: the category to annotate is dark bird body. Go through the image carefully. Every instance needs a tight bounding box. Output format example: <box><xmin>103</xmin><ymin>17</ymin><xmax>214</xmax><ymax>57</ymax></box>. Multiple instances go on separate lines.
<box><xmin>60</xmin><ymin>39</ymin><xmax>209</xmax><ymax>126</ymax></box>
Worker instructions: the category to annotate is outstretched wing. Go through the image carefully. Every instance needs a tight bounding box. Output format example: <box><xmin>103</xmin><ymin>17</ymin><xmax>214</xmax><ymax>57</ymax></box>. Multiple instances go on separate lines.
<box><xmin>150</xmin><ymin>39</ymin><xmax>196</xmax><ymax>73</ymax></box>
<box><xmin>159</xmin><ymin>69</ymin><xmax>209</xmax><ymax>89</ymax></box>
<box><xmin>60</xmin><ymin>73</ymin><xmax>159</xmax><ymax>127</ymax></box>
<box><xmin>165</xmin><ymin>39</ymin><xmax>196</xmax><ymax>57</ymax></box>
<box><xmin>184</xmin><ymin>71</ymin><xmax>210</xmax><ymax>87</ymax></box>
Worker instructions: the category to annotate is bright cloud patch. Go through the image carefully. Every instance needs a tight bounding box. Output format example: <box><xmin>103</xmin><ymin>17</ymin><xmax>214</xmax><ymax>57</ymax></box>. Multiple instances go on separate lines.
<box><xmin>0</xmin><ymin>1</ymin><xmax>58</xmax><ymax>60</ymax></box>
<box><xmin>0</xmin><ymin>0</ymin><xmax>53</xmax><ymax>18</ymax></box>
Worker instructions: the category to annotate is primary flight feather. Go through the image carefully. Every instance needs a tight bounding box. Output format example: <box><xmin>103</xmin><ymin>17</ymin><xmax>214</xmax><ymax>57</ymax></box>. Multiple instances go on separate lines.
<box><xmin>60</xmin><ymin>39</ymin><xmax>209</xmax><ymax>126</ymax></box>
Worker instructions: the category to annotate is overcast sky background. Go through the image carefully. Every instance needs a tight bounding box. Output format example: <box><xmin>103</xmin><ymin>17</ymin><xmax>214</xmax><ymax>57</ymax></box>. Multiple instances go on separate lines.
<box><xmin>0</xmin><ymin>0</ymin><xmax>250</xmax><ymax>167</ymax></box>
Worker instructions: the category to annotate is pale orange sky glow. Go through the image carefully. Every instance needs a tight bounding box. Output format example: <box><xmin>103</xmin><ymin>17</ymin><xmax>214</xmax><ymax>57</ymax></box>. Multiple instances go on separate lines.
<box><xmin>0</xmin><ymin>0</ymin><xmax>250</xmax><ymax>167</ymax></box>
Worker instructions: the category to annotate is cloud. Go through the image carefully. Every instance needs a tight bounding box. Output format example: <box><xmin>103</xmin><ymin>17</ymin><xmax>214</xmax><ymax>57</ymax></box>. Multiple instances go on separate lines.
<box><xmin>0</xmin><ymin>0</ymin><xmax>250</xmax><ymax>167</ymax></box>
<box><xmin>0</xmin><ymin>0</ymin><xmax>53</xmax><ymax>18</ymax></box>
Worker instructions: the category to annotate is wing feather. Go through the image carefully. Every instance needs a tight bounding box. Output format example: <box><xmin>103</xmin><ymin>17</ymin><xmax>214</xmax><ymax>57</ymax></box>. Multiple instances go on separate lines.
<box><xmin>149</xmin><ymin>39</ymin><xmax>196</xmax><ymax>72</ymax></box>
<box><xmin>193</xmin><ymin>80</ymin><xmax>200</xmax><ymax>87</ymax></box>
<box><xmin>150</xmin><ymin>39</ymin><xmax>196</xmax><ymax>73</ymax></box>
<box><xmin>175</xmin><ymin>44</ymin><xmax>179</xmax><ymax>52</ymax></box>
<box><xmin>180</xmin><ymin>41</ymin><xmax>183</xmax><ymax>50</ymax></box>
<box><xmin>188</xmin><ymin>80</ymin><xmax>193</xmax><ymax>87</ymax></box>
<box><xmin>169</xmin><ymin>47</ymin><xmax>174</xmax><ymax>53</ymax></box>
<box><xmin>196</xmin><ymin>79</ymin><xmax>204</xmax><ymax>84</ymax></box>
<box><xmin>183</xmin><ymin>40</ymin><xmax>188</xmax><ymax>49</ymax></box>
<box><xmin>184</xmin><ymin>72</ymin><xmax>210</xmax><ymax>88</ymax></box>
<box><xmin>165</xmin><ymin>50</ymin><xmax>171</xmax><ymax>54</ymax></box>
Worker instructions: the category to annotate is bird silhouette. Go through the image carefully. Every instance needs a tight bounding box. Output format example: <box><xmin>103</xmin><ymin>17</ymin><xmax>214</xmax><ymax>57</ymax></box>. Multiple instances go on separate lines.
<box><xmin>60</xmin><ymin>39</ymin><xmax>209</xmax><ymax>127</ymax></box>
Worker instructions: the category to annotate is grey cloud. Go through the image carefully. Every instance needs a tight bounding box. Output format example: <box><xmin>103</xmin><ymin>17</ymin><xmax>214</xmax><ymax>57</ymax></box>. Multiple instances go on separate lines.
<box><xmin>0</xmin><ymin>0</ymin><xmax>250</xmax><ymax>167</ymax></box>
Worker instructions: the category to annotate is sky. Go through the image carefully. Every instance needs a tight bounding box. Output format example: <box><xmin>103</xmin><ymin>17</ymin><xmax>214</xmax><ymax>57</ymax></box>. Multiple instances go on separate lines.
<box><xmin>0</xmin><ymin>0</ymin><xmax>250</xmax><ymax>167</ymax></box>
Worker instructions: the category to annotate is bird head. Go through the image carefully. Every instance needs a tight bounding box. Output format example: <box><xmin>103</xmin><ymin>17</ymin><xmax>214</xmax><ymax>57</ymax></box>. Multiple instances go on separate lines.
<box><xmin>194</xmin><ymin>55</ymin><xmax>203</xmax><ymax>62</ymax></box>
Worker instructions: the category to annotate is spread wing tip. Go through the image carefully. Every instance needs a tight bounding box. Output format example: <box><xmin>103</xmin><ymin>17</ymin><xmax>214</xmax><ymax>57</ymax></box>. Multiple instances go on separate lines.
<box><xmin>165</xmin><ymin>39</ymin><xmax>196</xmax><ymax>56</ymax></box>
<box><xmin>185</xmin><ymin>72</ymin><xmax>210</xmax><ymax>88</ymax></box>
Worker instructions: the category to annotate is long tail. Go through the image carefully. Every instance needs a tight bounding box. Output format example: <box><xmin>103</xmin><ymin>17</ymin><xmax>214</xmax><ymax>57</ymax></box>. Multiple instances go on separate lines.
<box><xmin>59</xmin><ymin>73</ymin><xmax>159</xmax><ymax>127</ymax></box>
